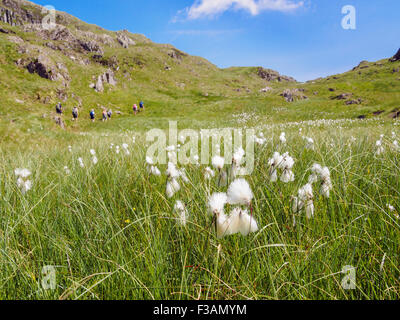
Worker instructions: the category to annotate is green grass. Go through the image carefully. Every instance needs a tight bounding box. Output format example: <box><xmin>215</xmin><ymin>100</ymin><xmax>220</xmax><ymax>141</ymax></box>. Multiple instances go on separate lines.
<box><xmin>1</xmin><ymin>0</ymin><xmax>400</xmax><ymax>300</ymax></box>
<box><xmin>0</xmin><ymin>120</ymin><xmax>399</xmax><ymax>300</ymax></box>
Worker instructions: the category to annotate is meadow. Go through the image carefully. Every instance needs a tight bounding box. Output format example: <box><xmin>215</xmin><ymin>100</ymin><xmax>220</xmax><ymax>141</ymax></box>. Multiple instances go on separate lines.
<box><xmin>1</xmin><ymin>0</ymin><xmax>400</xmax><ymax>302</ymax></box>
<box><xmin>1</xmin><ymin>113</ymin><xmax>399</xmax><ymax>300</ymax></box>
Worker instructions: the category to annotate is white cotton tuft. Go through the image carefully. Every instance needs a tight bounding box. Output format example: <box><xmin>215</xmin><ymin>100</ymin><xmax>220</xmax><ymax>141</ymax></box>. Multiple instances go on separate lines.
<box><xmin>221</xmin><ymin>208</ymin><xmax>258</xmax><ymax>237</ymax></box>
<box><xmin>166</xmin><ymin>162</ymin><xmax>180</xmax><ymax>179</ymax></box>
<box><xmin>292</xmin><ymin>196</ymin><xmax>301</xmax><ymax>213</ymax></box>
<box><xmin>309</xmin><ymin>164</ymin><xmax>333</xmax><ymax>198</ymax></box>
<box><xmin>234</xmin><ymin>208</ymin><xmax>259</xmax><ymax>236</ymax></box>
<box><xmin>227</xmin><ymin>178</ymin><xmax>254</xmax><ymax>206</ymax></box>
<box><xmin>298</xmin><ymin>183</ymin><xmax>314</xmax><ymax>219</ymax></box>
<box><xmin>281</xmin><ymin>169</ymin><xmax>295</xmax><ymax>183</ymax></box>
<box><xmin>168</xmin><ymin>151</ymin><xmax>177</xmax><ymax>162</ymax></box>
<box><xmin>15</xmin><ymin>168</ymin><xmax>32</xmax><ymax>179</ymax></box>
<box><xmin>208</xmin><ymin>193</ymin><xmax>227</xmax><ymax>215</ymax></box>
<box><xmin>216</xmin><ymin>213</ymin><xmax>232</xmax><ymax>239</ymax></box>
<box><xmin>305</xmin><ymin>137</ymin><xmax>315</xmax><ymax>150</ymax></box>
<box><xmin>17</xmin><ymin>177</ymin><xmax>32</xmax><ymax>195</ymax></box>
<box><xmin>255</xmin><ymin>136</ymin><xmax>266</xmax><ymax>145</ymax></box>
<box><xmin>280</xmin><ymin>132</ymin><xmax>287</xmax><ymax>144</ymax></box>
<box><xmin>277</xmin><ymin>153</ymin><xmax>295</xmax><ymax>183</ymax></box>
<box><xmin>233</xmin><ymin>147</ymin><xmax>245</xmax><ymax>165</ymax></box>
<box><xmin>174</xmin><ymin>200</ymin><xmax>188</xmax><ymax>226</ymax></box>
<box><xmin>92</xmin><ymin>156</ymin><xmax>98</xmax><ymax>165</ymax></box>
<box><xmin>149</xmin><ymin>166</ymin><xmax>161</xmax><ymax>176</ymax></box>
<box><xmin>90</xmin><ymin>149</ymin><xmax>96</xmax><ymax>156</ymax></box>
<box><xmin>146</xmin><ymin>156</ymin><xmax>154</xmax><ymax>165</ymax></box>
<box><xmin>393</xmin><ymin>140</ymin><xmax>399</xmax><ymax>151</ymax></box>
<box><xmin>387</xmin><ymin>204</ymin><xmax>395</xmax><ymax>212</ymax></box>
<box><xmin>204</xmin><ymin>167</ymin><xmax>215</xmax><ymax>180</ymax></box>
<box><xmin>166</xmin><ymin>179</ymin><xmax>180</xmax><ymax>198</ymax></box>
<box><xmin>78</xmin><ymin>158</ymin><xmax>84</xmax><ymax>168</ymax></box>
<box><xmin>376</xmin><ymin>139</ymin><xmax>385</xmax><ymax>155</ymax></box>
<box><xmin>268</xmin><ymin>152</ymin><xmax>283</xmax><ymax>182</ymax></box>
<box><xmin>278</xmin><ymin>153</ymin><xmax>294</xmax><ymax>170</ymax></box>
<box><xmin>308</xmin><ymin>173</ymin><xmax>319</xmax><ymax>184</ymax></box>
<box><xmin>212</xmin><ymin>156</ymin><xmax>225</xmax><ymax>170</ymax></box>
<box><xmin>305</xmin><ymin>201</ymin><xmax>315</xmax><ymax>219</ymax></box>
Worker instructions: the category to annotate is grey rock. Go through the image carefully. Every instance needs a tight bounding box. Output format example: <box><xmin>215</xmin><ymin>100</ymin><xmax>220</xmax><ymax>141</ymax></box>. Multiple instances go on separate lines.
<box><xmin>259</xmin><ymin>86</ymin><xmax>272</xmax><ymax>93</ymax></box>
<box><xmin>23</xmin><ymin>54</ymin><xmax>70</xmax><ymax>82</ymax></box>
<box><xmin>346</xmin><ymin>99</ymin><xmax>363</xmax><ymax>105</ymax></box>
<box><xmin>117</xmin><ymin>31</ymin><xmax>136</xmax><ymax>48</ymax></box>
<box><xmin>331</xmin><ymin>93</ymin><xmax>353</xmax><ymax>100</ymax></box>
<box><xmin>93</xmin><ymin>69</ymin><xmax>117</xmax><ymax>92</ymax></box>
<box><xmin>280</xmin><ymin>89</ymin><xmax>308</xmax><ymax>102</ymax></box>
<box><xmin>257</xmin><ymin>67</ymin><xmax>296</xmax><ymax>82</ymax></box>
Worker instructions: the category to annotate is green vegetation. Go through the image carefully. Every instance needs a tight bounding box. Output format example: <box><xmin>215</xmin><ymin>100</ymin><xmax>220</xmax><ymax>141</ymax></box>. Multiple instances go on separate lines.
<box><xmin>0</xmin><ymin>0</ymin><xmax>400</xmax><ymax>300</ymax></box>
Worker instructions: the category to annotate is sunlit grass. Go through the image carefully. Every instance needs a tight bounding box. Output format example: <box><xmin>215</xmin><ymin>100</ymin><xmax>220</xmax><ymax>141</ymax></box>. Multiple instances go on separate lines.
<box><xmin>0</xmin><ymin>121</ymin><xmax>399</xmax><ymax>300</ymax></box>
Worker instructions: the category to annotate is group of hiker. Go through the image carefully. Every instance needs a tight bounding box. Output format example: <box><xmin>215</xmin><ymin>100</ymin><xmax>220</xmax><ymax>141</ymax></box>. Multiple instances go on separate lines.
<box><xmin>55</xmin><ymin>101</ymin><xmax>145</xmax><ymax>122</ymax></box>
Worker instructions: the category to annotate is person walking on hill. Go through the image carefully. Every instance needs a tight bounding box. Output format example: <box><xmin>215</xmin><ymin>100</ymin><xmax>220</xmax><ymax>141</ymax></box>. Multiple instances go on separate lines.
<box><xmin>102</xmin><ymin>109</ymin><xmax>108</xmax><ymax>122</ymax></box>
<box><xmin>133</xmin><ymin>104</ymin><xmax>138</xmax><ymax>115</ymax></box>
<box><xmin>72</xmin><ymin>107</ymin><xmax>79</xmax><ymax>121</ymax></box>
<box><xmin>107</xmin><ymin>109</ymin><xmax>112</xmax><ymax>120</ymax></box>
<box><xmin>139</xmin><ymin>101</ymin><xmax>145</xmax><ymax>112</ymax></box>
<box><xmin>90</xmin><ymin>109</ymin><xmax>95</xmax><ymax>122</ymax></box>
<box><xmin>56</xmin><ymin>102</ymin><xmax>63</xmax><ymax>115</ymax></box>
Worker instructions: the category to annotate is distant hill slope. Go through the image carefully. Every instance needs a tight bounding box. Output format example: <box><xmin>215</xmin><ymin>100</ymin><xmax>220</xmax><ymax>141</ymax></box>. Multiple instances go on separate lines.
<box><xmin>0</xmin><ymin>0</ymin><xmax>399</xmax><ymax>139</ymax></box>
<box><xmin>0</xmin><ymin>0</ymin><xmax>295</xmax><ymax>118</ymax></box>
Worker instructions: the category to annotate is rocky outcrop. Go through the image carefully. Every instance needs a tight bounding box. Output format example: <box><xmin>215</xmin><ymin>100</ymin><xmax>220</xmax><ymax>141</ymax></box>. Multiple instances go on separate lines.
<box><xmin>390</xmin><ymin>49</ymin><xmax>400</xmax><ymax>62</ymax></box>
<box><xmin>117</xmin><ymin>31</ymin><xmax>136</xmax><ymax>48</ymax></box>
<box><xmin>0</xmin><ymin>26</ymin><xmax>14</xmax><ymax>33</ymax></box>
<box><xmin>280</xmin><ymin>88</ymin><xmax>307</xmax><ymax>102</ymax></box>
<box><xmin>24</xmin><ymin>24</ymin><xmax>104</xmax><ymax>55</ymax></box>
<box><xmin>352</xmin><ymin>61</ymin><xmax>370</xmax><ymax>71</ymax></box>
<box><xmin>168</xmin><ymin>48</ymin><xmax>187</xmax><ymax>61</ymax></box>
<box><xmin>345</xmin><ymin>99</ymin><xmax>363</xmax><ymax>105</ymax></box>
<box><xmin>0</xmin><ymin>0</ymin><xmax>43</xmax><ymax>26</ymax></box>
<box><xmin>91</xmin><ymin>54</ymin><xmax>119</xmax><ymax>70</ymax></box>
<box><xmin>80</xmin><ymin>31</ymin><xmax>115</xmax><ymax>47</ymax></box>
<box><xmin>331</xmin><ymin>93</ymin><xmax>353</xmax><ymax>100</ymax></box>
<box><xmin>19</xmin><ymin>54</ymin><xmax>70</xmax><ymax>82</ymax></box>
<box><xmin>257</xmin><ymin>67</ymin><xmax>296</xmax><ymax>82</ymax></box>
<box><xmin>91</xmin><ymin>69</ymin><xmax>117</xmax><ymax>92</ymax></box>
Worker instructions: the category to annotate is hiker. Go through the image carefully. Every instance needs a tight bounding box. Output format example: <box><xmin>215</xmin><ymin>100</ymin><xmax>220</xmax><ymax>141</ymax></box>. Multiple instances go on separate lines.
<box><xmin>107</xmin><ymin>109</ymin><xmax>112</xmax><ymax>119</ymax></box>
<box><xmin>102</xmin><ymin>109</ymin><xmax>108</xmax><ymax>122</ymax></box>
<box><xmin>72</xmin><ymin>107</ymin><xmax>79</xmax><ymax>121</ymax></box>
<box><xmin>90</xmin><ymin>109</ymin><xmax>95</xmax><ymax>122</ymax></box>
<box><xmin>139</xmin><ymin>101</ymin><xmax>145</xmax><ymax>111</ymax></box>
<box><xmin>133</xmin><ymin>104</ymin><xmax>138</xmax><ymax>115</ymax></box>
<box><xmin>56</xmin><ymin>102</ymin><xmax>63</xmax><ymax>115</ymax></box>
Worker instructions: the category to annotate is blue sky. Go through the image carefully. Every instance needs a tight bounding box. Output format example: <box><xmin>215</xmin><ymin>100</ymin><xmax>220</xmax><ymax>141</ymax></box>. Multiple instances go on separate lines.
<box><xmin>32</xmin><ymin>0</ymin><xmax>400</xmax><ymax>82</ymax></box>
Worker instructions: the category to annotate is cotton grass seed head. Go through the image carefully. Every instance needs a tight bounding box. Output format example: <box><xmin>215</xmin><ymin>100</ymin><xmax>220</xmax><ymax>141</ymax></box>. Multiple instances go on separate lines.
<box><xmin>212</xmin><ymin>156</ymin><xmax>225</xmax><ymax>170</ymax></box>
<box><xmin>227</xmin><ymin>179</ymin><xmax>254</xmax><ymax>206</ymax></box>
<box><xmin>15</xmin><ymin>168</ymin><xmax>32</xmax><ymax>179</ymax></box>
<box><xmin>208</xmin><ymin>192</ymin><xmax>227</xmax><ymax>216</ymax></box>
<box><xmin>204</xmin><ymin>167</ymin><xmax>215</xmax><ymax>180</ymax></box>
<box><xmin>174</xmin><ymin>200</ymin><xmax>188</xmax><ymax>226</ymax></box>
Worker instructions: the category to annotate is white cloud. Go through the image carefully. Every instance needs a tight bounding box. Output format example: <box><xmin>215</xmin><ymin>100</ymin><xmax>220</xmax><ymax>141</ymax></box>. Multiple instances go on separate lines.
<box><xmin>184</xmin><ymin>0</ymin><xmax>304</xmax><ymax>19</ymax></box>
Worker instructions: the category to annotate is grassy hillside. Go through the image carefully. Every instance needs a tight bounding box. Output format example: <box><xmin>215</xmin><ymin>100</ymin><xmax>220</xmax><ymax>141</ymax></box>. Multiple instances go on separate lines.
<box><xmin>0</xmin><ymin>0</ymin><xmax>400</xmax><ymax>301</ymax></box>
